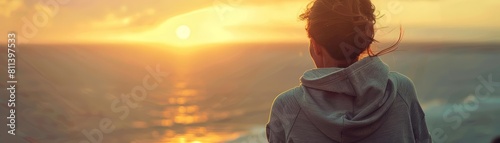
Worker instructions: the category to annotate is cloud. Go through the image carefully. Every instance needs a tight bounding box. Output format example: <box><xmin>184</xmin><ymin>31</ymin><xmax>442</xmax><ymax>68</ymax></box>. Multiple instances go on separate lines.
<box><xmin>96</xmin><ymin>1</ymin><xmax>309</xmax><ymax>46</ymax></box>
<box><xmin>0</xmin><ymin>0</ymin><xmax>24</xmax><ymax>17</ymax></box>
<box><xmin>2</xmin><ymin>0</ymin><xmax>498</xmax><ymax>44</ymax></box>
<box><xmin>89</xmin><ymin>8</ymin><xmax>157</xmax><ymax>30</ymax></box>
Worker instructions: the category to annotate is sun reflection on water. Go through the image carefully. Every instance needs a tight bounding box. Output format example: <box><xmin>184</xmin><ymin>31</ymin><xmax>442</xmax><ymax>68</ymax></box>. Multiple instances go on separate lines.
<box><xmin>144</xmin><ymin>77</ymin><xmax>243</xmax><ymax>143</ymax></box>
<box><xmin>158</xmin><ymin>127</ymin><xmax>241</xmax><ymax>143</ymax></box>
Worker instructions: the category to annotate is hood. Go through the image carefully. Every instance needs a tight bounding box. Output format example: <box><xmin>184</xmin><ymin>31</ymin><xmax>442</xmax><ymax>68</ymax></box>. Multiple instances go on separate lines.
<box><xmin>297</xmin><ymin>56</ymin><xmax>397</xmax><ymax>142</ymax></box>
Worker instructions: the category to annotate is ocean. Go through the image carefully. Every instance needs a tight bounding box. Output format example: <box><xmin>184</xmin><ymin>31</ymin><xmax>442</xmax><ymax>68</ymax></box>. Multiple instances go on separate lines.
<box><xmin>0</xmin><ymin>42</ymin><xmax>499</xmax><ymax>143</ymax></box>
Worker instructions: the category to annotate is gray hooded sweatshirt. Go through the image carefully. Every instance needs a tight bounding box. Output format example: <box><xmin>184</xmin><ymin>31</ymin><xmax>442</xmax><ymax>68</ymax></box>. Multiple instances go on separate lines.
<box><xmin>266</xmin><ymin>57</ymin><xmax>432</xmax><ymax>143</ymax></box>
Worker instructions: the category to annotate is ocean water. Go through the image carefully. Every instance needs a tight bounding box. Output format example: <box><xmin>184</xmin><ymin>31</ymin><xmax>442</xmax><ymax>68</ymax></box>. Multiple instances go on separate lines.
<box><xmin>0</xmin><ymin>42</ymin><xmax>499</xmax><ymax>143</ymax></box>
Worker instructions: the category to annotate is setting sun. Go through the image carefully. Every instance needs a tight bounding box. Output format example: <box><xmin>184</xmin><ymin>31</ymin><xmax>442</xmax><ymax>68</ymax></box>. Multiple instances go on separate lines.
<box><xmin>176</xmin><ymin>25</ymin><xmax>191</xmax><ymax>40</ymax></box>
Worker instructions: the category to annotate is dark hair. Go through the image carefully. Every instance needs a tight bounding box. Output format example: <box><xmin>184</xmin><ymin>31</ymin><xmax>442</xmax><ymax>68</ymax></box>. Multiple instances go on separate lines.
<box><xmin>299</xmin><ymin>0</ymin><xmax>402</xmax><ymax>62</ymax></box>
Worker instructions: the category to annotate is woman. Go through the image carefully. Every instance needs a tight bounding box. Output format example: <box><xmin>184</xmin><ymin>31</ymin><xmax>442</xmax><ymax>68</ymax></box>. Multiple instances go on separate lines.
<box><xmin>266</xmin><ymin>0</ymin><xmax>432</xmax><ymax>142</ymax></box>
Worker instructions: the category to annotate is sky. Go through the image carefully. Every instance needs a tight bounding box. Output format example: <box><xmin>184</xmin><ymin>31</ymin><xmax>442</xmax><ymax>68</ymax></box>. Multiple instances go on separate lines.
<box><xmin>1</xmin><ymin>0</ymin><xmax>499</xmax><ymax>47</ymax></box>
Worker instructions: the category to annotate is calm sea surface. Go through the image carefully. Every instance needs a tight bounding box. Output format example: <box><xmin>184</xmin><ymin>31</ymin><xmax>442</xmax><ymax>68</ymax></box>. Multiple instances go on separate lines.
<box><xmin>0</xmin><ymin>43</ymin><xmax>499</xmax><ymax>143</ymax></box>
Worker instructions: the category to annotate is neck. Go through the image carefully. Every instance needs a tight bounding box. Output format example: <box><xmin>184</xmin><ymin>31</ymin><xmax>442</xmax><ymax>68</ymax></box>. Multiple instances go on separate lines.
<box><xmin>318</xmin><ymin>57</ymin><xmax>356</xmax><ymax>68</ymax></box>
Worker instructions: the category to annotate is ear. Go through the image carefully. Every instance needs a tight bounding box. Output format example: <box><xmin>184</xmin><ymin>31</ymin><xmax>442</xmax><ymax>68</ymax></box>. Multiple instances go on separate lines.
<box><xmin>310</xmin><ymin>39</ymin><xmax>323</xmax><ymax>56</ymax></box>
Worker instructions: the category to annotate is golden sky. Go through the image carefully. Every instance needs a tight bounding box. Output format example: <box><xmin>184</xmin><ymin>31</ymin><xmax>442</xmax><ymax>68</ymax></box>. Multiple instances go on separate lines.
<box><xmin>1</xmin><ymin>0</ymin><xmax>499</xmax><ymax>46</ymax></box>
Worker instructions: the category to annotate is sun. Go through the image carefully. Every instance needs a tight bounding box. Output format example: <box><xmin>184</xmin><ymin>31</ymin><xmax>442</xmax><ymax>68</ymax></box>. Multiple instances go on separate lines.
<box><xmin>176</xmin><ymin>25</ymin><xmax>191</xmax><ymax>40</ymax></box>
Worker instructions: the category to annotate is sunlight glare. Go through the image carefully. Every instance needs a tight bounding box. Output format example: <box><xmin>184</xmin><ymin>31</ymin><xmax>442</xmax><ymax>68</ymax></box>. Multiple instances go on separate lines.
<box><xmin>176</xmin><ymin>25</ymin><xmax>191</xmax><ymax>40</ymax></box>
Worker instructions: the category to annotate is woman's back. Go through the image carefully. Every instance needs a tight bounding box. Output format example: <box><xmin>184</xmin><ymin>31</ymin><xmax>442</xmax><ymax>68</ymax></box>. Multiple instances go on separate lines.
<box><xmin>266</xmin><ymin>57</ymin><xmax>431</xmax><ymax>143</ymax></box>
<box><xmin>266</xmin><ymin>0</ymin><xmax>431</xmax><ymax>142</ymax></box>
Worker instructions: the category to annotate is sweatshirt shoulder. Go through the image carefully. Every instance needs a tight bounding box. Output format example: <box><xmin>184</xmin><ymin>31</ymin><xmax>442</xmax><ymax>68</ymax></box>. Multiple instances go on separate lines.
<box><xmin>389</xmin><ymin>72</ymin><xmax>415</xmax><ymax>88</ymax></box>
<box><xmin>388</xmin><ymin>72</ymin><xmax>418</xmax><ymax>100</ymax></box>
<box><xmin>272</xmin><ymin>86</ymin><xmax>302</xmax><ymax>106</ymax></box>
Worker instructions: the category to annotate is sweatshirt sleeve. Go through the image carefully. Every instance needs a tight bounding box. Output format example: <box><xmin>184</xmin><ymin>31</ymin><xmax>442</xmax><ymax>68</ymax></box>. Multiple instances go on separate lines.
<box><xmin>266</xmin><ymin>111</ymin><xmax>286</xmax><ymax>143</ymax></box>
<box><xmin>266</xmin><ymin>87</ymin><xmax>302</xmax><ymax>143</ymax></box>
<box><xmin>396</xmin><ymin>73</ymin><xmax>432</xmax><ymax>142</ymax></box>
<box><xmin>414</xmin><ymin>108</ymin><xmax>432</xmax><ymax>143</ymax></box>
<box><xmin>410</xmin><ymin>98</ymin><xmax>432</xmax><ymax>143</ymax></box>
<box><xmin>266</xmin><ymin>92</ymin><xmax>287</xmax><ymax>143</ymax></box>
